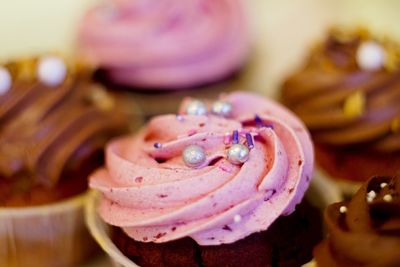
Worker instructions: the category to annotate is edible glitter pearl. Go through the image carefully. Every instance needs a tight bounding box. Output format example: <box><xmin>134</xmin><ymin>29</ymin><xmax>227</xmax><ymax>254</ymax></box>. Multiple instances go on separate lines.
<box><xmin>182</xmin><ymin>145</ymin><xmax>206</xmax><ymax>168</ymax></box>
<box><xmin>37</xmin><ymin>56</ymin><xmax>67</xmax><ymax>86</ymax></box>
<box><xmin>227</xmin><ymin>144</ymin><xmax>249</xmax><ymax>165</ymax></box>
<box><xmin>211</xmin><ymin>101</ymin><xmax>232</xmax><ymax>117</ymax></box>
<box><xmin>356</xmin><ymin>41</ymin><xmax>385</xmax><ymax>71</ymax></box>
<box><xmin>0</xmin><ymin>67</ymin><xmax>12</xmax><ymax>95</ymax></box>
<box><xmin>185</xmin><ymin>100</ymin><xmax>207</xmax><ymax>116</ymax></box>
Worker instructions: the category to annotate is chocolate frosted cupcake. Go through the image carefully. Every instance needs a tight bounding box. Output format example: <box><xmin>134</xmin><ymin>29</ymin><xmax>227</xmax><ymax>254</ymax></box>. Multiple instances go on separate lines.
<box><xmin>281</xmin><ymin>28</ymin><xmax>400</xmax><ymax>194</ymax></box>
<box><xmin>0</xmin><ymin>56</ymin><xmax>129</xmax><ymax>266</ymax></box>
<box><xmin>312</xmin><ymin>176</ymin><xmax>400</xmax><ymax>267</ymax></box>
<box><xmin>86</xmin><ymin>92</ymin><xmax>333</xmax><ymax>267</ymax></box>
<box><xmin>78</xmin><ymin>0</ymin><xmax>249</xmax><ymax>90</ymax></box>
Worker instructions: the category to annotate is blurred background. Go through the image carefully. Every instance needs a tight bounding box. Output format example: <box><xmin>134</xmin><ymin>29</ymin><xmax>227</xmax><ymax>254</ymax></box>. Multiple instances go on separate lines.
<box><xmin>0</xmin><ymin>0</ymin><xmax>399</xmax><ymax>94</ymax></box>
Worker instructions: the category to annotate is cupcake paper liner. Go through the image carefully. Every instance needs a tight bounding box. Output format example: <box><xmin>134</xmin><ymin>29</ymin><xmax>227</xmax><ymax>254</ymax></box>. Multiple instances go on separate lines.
<box><xmin>85</xmin><ymin>172</ymin><xmax>342</xmax><ymax>267</ymax></box>
<box><xmin>0</xmin><ymin>191</ymin><xmax>97</xmax><ymax>267</ymax></box>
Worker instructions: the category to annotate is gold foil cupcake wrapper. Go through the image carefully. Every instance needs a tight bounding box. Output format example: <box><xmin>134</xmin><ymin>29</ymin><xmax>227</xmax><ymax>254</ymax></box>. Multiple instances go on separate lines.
<box><xmin>0</xmin><ymin>191</ymin><xmax>97</xmax><ymax>267</ymax></box>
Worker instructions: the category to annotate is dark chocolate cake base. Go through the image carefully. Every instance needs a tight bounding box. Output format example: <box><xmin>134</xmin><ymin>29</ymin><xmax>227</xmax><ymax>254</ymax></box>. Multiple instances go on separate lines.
<box><xmin>315</xmin><ymin>143</ymin><xmax>400</xmax><ymax>183</ymax></box>
<box><xmin>112</xmin><ymin>199</ymin><xmax>322</xmax><ymax>267</ymax></box>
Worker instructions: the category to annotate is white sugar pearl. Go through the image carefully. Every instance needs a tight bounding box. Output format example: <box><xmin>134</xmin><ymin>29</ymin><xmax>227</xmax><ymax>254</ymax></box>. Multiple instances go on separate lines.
<box><xmin>366</xmin><ymin>190</ymin><xmax>377</xmax><ymax>203</ymax></box>
<box><xmin>227</xmin><ymin>144</ymin><xmax>249</xmax><ymax>165</ymax></box>
<box><xmin>37</xmin><ymin>56</ymin><xmax>67</xmax><ymax>86</ymax></box>
<box><xmin>182</xmin><ymin>145</ymin><xmax>206</xmax><ymax>168</ymax></box>
<box><xmin>233</xmin><ymin>215</ymin><xmax>242</xmax><ymax>223</ymax></box>
<box><xmin>383</xmin><ymin>194</ymin><xmax>393</xmax><ymax>202</ymax></box>
<box><xmin>339</xmin><ymin>206</ymin><xmax>347</xmax><ymax>214</ymax></box>
<box><xmin>356</xmin><ymin>41</ymin><xmax>385</xmax><ymax>71</ymax></box>
<box><xmin>185</xmin><ymin>100</ymin><xmax>207</xmax><ymax>116</ymax></box>
<box><xmin>211</xmin><ymin>101</ymin><xmax>232</xmax><ymax>117</ymax></box>
<box><xmin>0</xmin><ymin>67</ymin><xmax>12</xmax><ymax>95</ymax></box>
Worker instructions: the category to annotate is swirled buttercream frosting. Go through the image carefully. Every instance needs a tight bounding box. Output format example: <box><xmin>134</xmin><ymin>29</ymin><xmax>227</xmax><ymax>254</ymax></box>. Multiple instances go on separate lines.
<box><xmin>78</xmin><ymin>0</ymin><xmax>249</xmax><ymax>89</ymax></box>
<box><xmin>0</xmin><ymin>57</ymin><xmax>128</xmax><ymax>205</ymax></box>
<box><xmin>90</xmin><ymin>92</ymin><xmax>313</xmax><ymax>245</ymax></box>
<box><xmin>314</xmin><ymin>176</ymin><xmax>400</xmax><ymax>267</ymax></box>
<box><xmin>282</xmin><ymin>29</ymin><xmax>400</xmax><ymax>153</ymax></box>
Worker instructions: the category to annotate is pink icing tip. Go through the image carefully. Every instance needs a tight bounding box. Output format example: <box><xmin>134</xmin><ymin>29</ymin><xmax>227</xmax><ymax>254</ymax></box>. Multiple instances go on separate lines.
<box><xmin>89</xmin><ymin>91</ymin><xmax>314</xmax><ymax>246</ymax></box>
<box><xmin>78</xmin><ymin>0</ymin><xmax>250</xmax><ymax>89</ymax></box>
<box><xmin>223</xmin><ymin>132</ymin><xmax>231</xmax><ymax>145</ymax></box>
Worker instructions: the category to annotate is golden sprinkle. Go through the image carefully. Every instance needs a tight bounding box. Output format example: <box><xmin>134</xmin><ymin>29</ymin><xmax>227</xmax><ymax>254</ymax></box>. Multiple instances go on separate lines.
<box><xmin>343</xmin><ymin>91</ymin><xmax>366</xmax><ymax>118</ymax></box>
<box><xmin>16</xmin><ymin>59</ymin><xmax>37</xmax><ymax>80</ymax></box>
<box><xmin>391</xmin><ymin>118</ymin><xmax>400</xmax><ymax>133</ymax></box>
<box><xmin>89</xmin><ymin>86</ymin><xmax>115</xmax><ymax>111</ymax></box>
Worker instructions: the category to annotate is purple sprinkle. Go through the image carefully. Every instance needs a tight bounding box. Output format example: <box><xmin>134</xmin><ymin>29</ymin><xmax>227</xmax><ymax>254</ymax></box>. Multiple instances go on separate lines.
<box><xmin>176</xmin><ymin>115</ymin><xmax>184</xmax><ymax>121</ymax></box>
<box><xmin>232</xmin><ymin>130</ymin><xmax>239</xmax><ymax>144</ymax></box>
<box><xmin>264</xmin><ymin>124</ymin><xmax>274</xmax><ymax>129</ymax></box>
<box><xmin>154</xmin><ymin>142</ymin><xmax>162</xmax><ymax>149</ymax></box>
<box><xmin>246</xmin><ymin>133</ymin><xmax>254</xmax><ymax>149</ymax></box>
<box><xmin>255</xmin><ymin>114</ymin><xmax>263</xmax><ymax>126</ymax></box>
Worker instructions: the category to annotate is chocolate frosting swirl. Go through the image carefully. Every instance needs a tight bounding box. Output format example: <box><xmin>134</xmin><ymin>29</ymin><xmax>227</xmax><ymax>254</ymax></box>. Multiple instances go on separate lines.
<box><xmin>282</xmin><ymin>29</ymin><xmax>400</xmax><ymax>153</ymax></box>
<box><xmin>314</xmin><ymin>176</ymin><xmax>400</xmax><ymax>267</ymax></box>
<box><xmin>0</xmin><ymin>59</ymin><xmax>128</xmax><ymax>205</ymax></box>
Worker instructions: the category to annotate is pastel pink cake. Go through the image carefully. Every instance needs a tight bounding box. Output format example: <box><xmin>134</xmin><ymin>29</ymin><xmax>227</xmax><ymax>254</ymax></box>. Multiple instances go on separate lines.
<box><xmin>79</xmin><ymin>0</ymin><xmax>250</xmax><ymax>89</ymax></box>
<box><xmin>90</xmin><ymin>92</ymin><xmax>322</xmax><ymax>266</ymax></box>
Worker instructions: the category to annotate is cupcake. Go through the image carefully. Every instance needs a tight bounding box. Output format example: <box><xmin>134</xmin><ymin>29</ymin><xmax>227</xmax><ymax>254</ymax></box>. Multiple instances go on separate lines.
<box><xmin>281</xmin><ymin>28</ymin><xmax>400</xmax><ymax>195</ymax></box>
<box><xmin>0</xmin><ymin>56</ymin><xmax>129</xmax><ymax>266</ymax></box>
<box><xmin>311</xmin><ymin>175</ymin><xmax>400</xmax><ymax>267</ymax></box>
<box><xmin>87</xmin><ymin>91</ymin><xmax>333</xmax><ymax>267</ymax></box>
<box><xmin>78</xmin><ymin>0</ymin><xmax>249</xmax><ymax>90</ymax></box>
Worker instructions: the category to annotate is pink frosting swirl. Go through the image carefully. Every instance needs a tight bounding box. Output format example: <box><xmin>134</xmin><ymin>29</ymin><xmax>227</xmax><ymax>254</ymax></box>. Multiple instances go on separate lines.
<box><xmin>78</xmin><ymin>0</ymin><xmax>249</xmax><ymax>89</ymax></box>
<box><xmin>90</xmin><ymin>92</ymin><xmax>313</xmax><ymax>245</ymax></box>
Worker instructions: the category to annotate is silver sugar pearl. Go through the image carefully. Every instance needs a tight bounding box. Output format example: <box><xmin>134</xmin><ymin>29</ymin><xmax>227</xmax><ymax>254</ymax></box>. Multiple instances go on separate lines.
<box><xmin>185</xmin><ymin>100</ymin><xmax>207</xmax><ymax>116</ymax></box>
<box><xmin>227</xmin><ymin>144</ymin><xmax>249</xmax><ymax>165</ymax></box>
<box><xmin>182</xmin><ymin>145</ymin><xmax>206</xmax><ymax>168</ymax></box>
<box><xmin>356</xmin><ymin>41</ymin><xmax>385</xmax><ymax>71</ymax></box>
<box><xmin>37</xmin><ymin>56</ymin><xmax>67</xmax><ymax>87</ymax></box>
<box><xmin>211</xmin><ymin>101</ymin><xmax>232</xmax><ymax>117</ymax></box>
<box><xmin>0</xmin><ymin>67</ymin><xmax>12</xmax><ymax>95</ymax></box>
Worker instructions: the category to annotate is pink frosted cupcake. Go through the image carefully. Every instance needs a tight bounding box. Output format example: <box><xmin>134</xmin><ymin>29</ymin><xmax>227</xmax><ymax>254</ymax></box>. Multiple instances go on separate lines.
<box><xmin>86</xmin><ymin>92</ymin><xmax>341</xmax><ymax>267</ymax></box>
<box><xmin>78</xmin><ymin>0</ymin><xmax>250</xmax><ymax>90</ymax></box>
